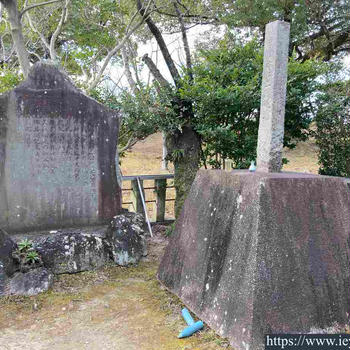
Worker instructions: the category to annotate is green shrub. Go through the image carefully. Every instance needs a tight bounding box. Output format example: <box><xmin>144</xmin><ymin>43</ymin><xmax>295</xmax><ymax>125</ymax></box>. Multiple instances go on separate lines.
<box><xmin>314</xmin><ymin>81</ymin><xmax>350</xmax><ymax>178</ymax></box>
<box><xmin>13</xmin><ymin>239</ymin><xmax>42</xmax><ymax>272</ymax></box>
<box><xmin>165</xmin><ymin>223</ymin><xmax>175</xmax><ymax>237</ymax></box>
<box><xmin>0</xmin><ymin>66</ymin><xmax>22</xmax><ymax>93</ymax></box>
<box><xmin>18</xmin><ymin>238</ymin><xmax>33</xmax><ymax>252</ymax></box>
<box><xmin>26</xmin><ymin>250</ymin><xmax>40</xmax><ymax>265</ymax></box>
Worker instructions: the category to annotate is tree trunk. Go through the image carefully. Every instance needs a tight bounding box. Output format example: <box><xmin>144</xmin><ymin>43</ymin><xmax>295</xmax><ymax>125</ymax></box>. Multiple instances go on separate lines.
<box><xmin>161</xmin><ymin>131</ymin><xmax>168</xmax><ymax>170</ymax></box>
<box><xmin>137</xmin><ymin>0</ymin><xmax>201</xmax><ymax>217</ymax></box>
<box><xmin>167</xmin><ymin>124</ymin><xmax>201</xmax><ymax>218</ymax></box>
<box><xmin>1</xmin><ymin>0</ymin><xmax>30</xmax><ymax>77</ymax></box>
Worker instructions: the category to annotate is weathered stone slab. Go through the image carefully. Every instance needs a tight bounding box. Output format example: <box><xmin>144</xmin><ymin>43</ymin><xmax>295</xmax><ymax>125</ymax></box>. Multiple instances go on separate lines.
<box><xmin>256</xmin><ymin>20</ymin><xmax>290</xmax><ymax>172</ymax></box>
<box><xmin>158</xmin><ymin>170</ymin><xmax>350</xmax><ymax>350</ymax></box>
<box><xmin>0</xmin><ymin>63</ymin><xmax>122</xmax><ymax>232</ymax></box>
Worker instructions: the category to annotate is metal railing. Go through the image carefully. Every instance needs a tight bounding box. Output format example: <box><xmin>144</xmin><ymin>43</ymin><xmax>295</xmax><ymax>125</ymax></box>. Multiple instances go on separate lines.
<box><xmin>122</xmin><ymin>174</ymin><xmax>175</xmax><ymax>223</ymax></box>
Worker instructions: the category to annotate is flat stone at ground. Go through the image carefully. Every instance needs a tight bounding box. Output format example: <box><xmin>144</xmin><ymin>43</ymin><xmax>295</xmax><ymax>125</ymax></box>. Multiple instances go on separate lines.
<box><xmin>158</xmin><ymin>170</ymin><xmax>350</xmax><ymax>350</ymax></box>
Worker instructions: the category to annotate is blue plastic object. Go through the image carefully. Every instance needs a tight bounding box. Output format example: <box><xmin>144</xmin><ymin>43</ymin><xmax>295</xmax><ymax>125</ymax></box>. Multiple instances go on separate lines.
<box><xmin>249</xmin><ymin>160</ymin><xmax>256</xmax><ymax>172</ymax></box>
<box><xmin>181</xmin><ymin>308</ymin><xmax>195</xmax><ymax>326</ymax></box>
<box><xmin>178</xmin><ymin>321</ymin><xmax>204</xmax><ymax>338</ymax></box>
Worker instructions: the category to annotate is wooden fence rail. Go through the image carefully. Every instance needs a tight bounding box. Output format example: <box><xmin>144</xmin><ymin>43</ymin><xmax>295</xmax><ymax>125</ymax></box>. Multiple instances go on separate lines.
<box><xmin>121</xmin><ymin>174</ymin><xmax>175</xmax><ymax>222</ymax></box>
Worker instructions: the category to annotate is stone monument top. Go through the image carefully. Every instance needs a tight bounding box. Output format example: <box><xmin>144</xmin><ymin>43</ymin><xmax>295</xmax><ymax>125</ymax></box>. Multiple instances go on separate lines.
<box><xmin>20</xmin><ymin>62</ymin><xmax>77</xmax><ymax>90</ymax></box>
<box><xmin>256</xmin><ymin>20</ymin><xmax>290</xmax><ymax>172</ymax></box>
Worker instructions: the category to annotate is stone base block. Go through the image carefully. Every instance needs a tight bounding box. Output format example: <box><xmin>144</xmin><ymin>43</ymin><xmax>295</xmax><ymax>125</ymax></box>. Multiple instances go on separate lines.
<box><xmin>158</xmin><ymin>170</ymin><xmax>350</xmax><ymax>350</ymax></box>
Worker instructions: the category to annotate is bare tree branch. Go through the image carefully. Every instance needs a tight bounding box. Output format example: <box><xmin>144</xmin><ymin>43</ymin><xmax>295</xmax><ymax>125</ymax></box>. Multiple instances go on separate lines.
<box><xmin>49</xmin><ymin>0</ymin><xmax>71</xmax><ymax>61</ymax></box>
<box><xmin>20</xmin><ymin>0</ymin><xmax>62</xmax><ymax>18</ymax></box>
<box><xmin>153</xmin><ymin>6</ymin><xmax>219</xmax><ymax>24</ymax></box>
<box><xmin>127</xmin><ymin>40</ymin><xmax>142</xmax><ymax>87</ymax></box>
<box><xmin>101</xmin><ymin>73</ymin><xmax>126</xmax><ymax>96</ymax></box>
<box><xmin>118</xmin><ymin>134</ymin><xmax>139</xmax><ymax>153</ymax></box>
<box><xmin>137</xmin><ymin>0</ymin><xmax>181</xmax><ymax>87</ymax></box>
<box><xmin>142</xmin><ymin>53</ymin><xmax>171</xmax><ymax>90</ymax></box>
<box><xmin>0</xmin><ymin>0</ymin><xmax>30</xmax><ymax>76</ymax></box>
<box><xmin>121</xmin><ymin>46</ymin><xmax>139</xmax><ymax>93</ymax></box>
<box><xmin>25</xmin><ymin>7</ymin><xmax>50</xmax><ymax>51</ymax></box>
<box><xmin>87</xmin><ymin>8</ymin><xmax>147</xmax><ymax>91</ymax></box>
<box><xmin>27</xmin><ymin>49</ymin><xmax>41</xmax><ymax>60</ymax></box>
<box><xmin>172</xmin><ymin>0</ymin><xmax>192</xmax><ymax>80</ymax></box>
<box><xmin>163</xmin><ymin>23</ymin><xmax>200</xmax><ymax>35</ymax></box>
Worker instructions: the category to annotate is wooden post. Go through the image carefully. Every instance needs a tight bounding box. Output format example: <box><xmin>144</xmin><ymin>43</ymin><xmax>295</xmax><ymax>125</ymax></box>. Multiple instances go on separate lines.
<box><xmin>154</xmin><ymin>178</ymin><xmax>166</xmax><ymax>222</ymax></box>
<box><xmin>131</xmin><ymin>179</ymin><xmax>144</xmax><ymax>214</ymax></box>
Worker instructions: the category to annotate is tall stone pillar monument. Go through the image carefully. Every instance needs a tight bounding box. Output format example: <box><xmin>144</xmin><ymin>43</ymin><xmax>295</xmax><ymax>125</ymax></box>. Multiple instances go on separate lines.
<box><xmin>157</xmin><ymin>20</ymin><xmax>350</xmax><ymax>350</ymax></box>
<box><xmin>257</xmin><ymin>20</ymin><xmax>290</xmax><ymax>172</ymax></box>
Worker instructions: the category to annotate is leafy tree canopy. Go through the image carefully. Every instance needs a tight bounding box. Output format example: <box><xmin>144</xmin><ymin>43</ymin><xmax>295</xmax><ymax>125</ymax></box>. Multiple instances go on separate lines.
<box><xmin>0</xmin><ymin>0</ymin><xmax>348</xmax><ymax>177</ymax></box>
<box><xmin>102</xmin><ymin>36</ymin><xmax>337</xmax><ymax>169</ymax></box>
<box><xmin>179</xmin><ymin>37</ymin><xmax>332</xmax><ymax>168</ymax></box>
<box><xmin>314</xmin><ymin>80</ymin><xmax>350</xmax><ymax>177</ymax></box>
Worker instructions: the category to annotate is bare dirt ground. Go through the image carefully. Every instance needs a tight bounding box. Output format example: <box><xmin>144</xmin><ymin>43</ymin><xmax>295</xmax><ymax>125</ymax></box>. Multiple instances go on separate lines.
<box><xmin>0</xmin><ymin>226</ymin><xmax>231</xmax><ymax>350</ymax></box>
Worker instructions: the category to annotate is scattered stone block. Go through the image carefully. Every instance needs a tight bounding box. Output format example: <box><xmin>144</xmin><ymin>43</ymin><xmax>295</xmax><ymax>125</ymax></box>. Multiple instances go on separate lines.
<box><xmin>106</xmin><ymin>212</ymin><xmax>148</xmax><ymax>266</ymax></box>
<box><xmin>0</xmin><ymin>263</ymin><xmax>6</xmax><ymax>295</ymax></box>
<box><xmin>158</xmin><ymin>170</ymin><xmax>350</xmax><ymax>350</ymax></box>
<box><xmin>0</xmin><ymin>228</ymin><xmax>17</xmax><ymax>276</ymax></box>
<box><xmin>8</xmin><ymin>267</ymin><xmax>53</xmax><ymax>296</ymax></box>
<box><xmin>1</xmin><ymin>214</ymin><xmax>147</xmax><ymax>295</ymax></box>
<box><xmin>30</xmin><ymin>227</ymin><xmax>111</xmax><ymax>274</ymax></box>
<box><xmin>0</xmin><ymin>62</ymin><xmax>122</xmax><ymax>233</ymax></box>
<box><xmin>8</xmin><ymin>212</ymin><xmax>148</xmax><ymax>276</ymax></box>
